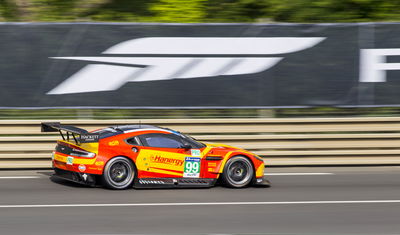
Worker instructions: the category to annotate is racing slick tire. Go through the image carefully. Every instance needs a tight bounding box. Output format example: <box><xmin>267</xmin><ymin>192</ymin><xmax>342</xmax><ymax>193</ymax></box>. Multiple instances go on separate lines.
<box><xmin>221</xmin><ymin>156</ymin><xmax>254</xmax><ymax>188</ymax></box>
<box><xmin>102</xmin><ymin>156</ymin><xmax>135</xmax><ymax>190</ymax></box>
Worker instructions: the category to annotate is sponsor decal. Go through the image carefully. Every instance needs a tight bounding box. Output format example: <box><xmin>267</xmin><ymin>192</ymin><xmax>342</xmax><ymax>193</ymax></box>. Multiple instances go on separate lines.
<box><xmin>208</xmin><ymin>162</ymin><xmax>217</xmax><ymax>167</ymax></box>
<box><xmin>184</xmin><ymin>157</ymin><xmax>201</xmax><ymax>178</ymax></box>
<box><xmin>78</xmin><ymin>164</ymin><xmax>86</xmax><ymax>172</ymax></box>
<box><xmin>108</xmin><ymin>140</ymin><xmax>119</xmax><ymax>146</ymax></box>
<box><xmin>78</xmin><ymin>134</ymin><xmax>99</xmax><ymax>143</ymax></box>
<box><xmin>66</xmin><ymin>156</ymin><xmax>74</xmax><ymax>165</ymax></box>
<box><xmin>191</xmin><ymin>149</ymin><xmax>201</xmax><ymax>157</ymax></box>
<box><xmin>95</xmin><ymin>161</ymin><xmax>104</xmax><ymax>166</ymax></box>
<box><xmin>150</xmin><ymin>155</ymin><xmax>184</xmax><ymax>166</ymax></box>
<box><xmin>48</xmin><ymin>37</ymin><xmax>325</xmax><ymax>95</ymax></box>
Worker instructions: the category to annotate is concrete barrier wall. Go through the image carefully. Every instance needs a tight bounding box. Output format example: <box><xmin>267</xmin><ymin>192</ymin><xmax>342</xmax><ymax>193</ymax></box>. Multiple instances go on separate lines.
<box><xmin>1</xmin><ymin>117</ymin><xmax>400</xmax><ymax>169</ymax></box>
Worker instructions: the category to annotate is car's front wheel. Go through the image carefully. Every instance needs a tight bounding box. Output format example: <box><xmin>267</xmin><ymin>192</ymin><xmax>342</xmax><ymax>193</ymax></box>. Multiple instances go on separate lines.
<box><xmin>221</xmin><ymin>156</ymin><xmax>254</xmax><ymax>188</ymax></box>
<box><xmin>102</xmin><ymin>156</ymin><xmax>135</xmax><ymax>190</ymax></box>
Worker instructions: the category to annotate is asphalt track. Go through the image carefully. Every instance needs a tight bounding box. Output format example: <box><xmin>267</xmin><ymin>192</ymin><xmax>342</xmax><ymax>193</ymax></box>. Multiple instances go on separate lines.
<box><xmin>1</xmin><ymin>167</ymin><xmax>400</xmax><ymax>235</ymax></box>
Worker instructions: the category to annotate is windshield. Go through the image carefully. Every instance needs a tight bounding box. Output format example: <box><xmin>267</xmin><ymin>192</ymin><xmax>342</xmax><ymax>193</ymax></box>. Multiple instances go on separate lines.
<box><xmin>172</xmin><ymin>131</ymin><xmax>206</xmax><ymax>148</ymax></box>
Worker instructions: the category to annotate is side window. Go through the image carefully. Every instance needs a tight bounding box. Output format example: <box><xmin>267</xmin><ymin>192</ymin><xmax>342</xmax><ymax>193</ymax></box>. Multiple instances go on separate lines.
<box><xmin>139</xmin><ymin>133</ymin><xmax>184</xmax><ymax>148</ymax></box>
<box><xmin>126</xmin><ymin>137</ymin><xmax>141</xmax><ymax>146</ymax></box>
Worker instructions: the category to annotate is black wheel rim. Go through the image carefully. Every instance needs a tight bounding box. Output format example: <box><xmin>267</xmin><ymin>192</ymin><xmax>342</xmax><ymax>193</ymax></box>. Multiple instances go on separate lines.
<box><xmin>227</xmin><ymin>158</ymin><xmax>252</xmax><ymax>186</ymax></box>
<box><xmin>110</xmin><ymin>162</ymin><xmax>129</xmax><ymax>183</ymax></box>
<box><xmin>107</xmin><ymin>160</ymin><xmax>134</xmax><ymax>187</ymax></box>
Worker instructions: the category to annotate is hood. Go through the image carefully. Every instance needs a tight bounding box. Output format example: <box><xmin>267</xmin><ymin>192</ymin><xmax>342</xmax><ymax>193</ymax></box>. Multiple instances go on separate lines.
<box><xmin>205</xmin><ymin>142</ymin><xmax>241</xmax><ymax>150</ymax></box>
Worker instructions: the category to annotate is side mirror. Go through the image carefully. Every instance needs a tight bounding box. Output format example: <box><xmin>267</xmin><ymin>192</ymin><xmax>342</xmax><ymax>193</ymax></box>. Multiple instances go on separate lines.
<box><xmin>180</xmin><ymin>144</ymin><xmax>191</xmax><ymax>150</ymax></box>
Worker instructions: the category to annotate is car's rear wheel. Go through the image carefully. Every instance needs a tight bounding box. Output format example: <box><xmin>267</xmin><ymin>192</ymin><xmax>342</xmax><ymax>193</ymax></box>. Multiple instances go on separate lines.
<box><xmin>102</xmin><ymin>156</ymin><xmax>135</xmax><ymax>190</ymax></box>
<box><xmin>221</xmin><ymin>156</ymin><xmax>254</xmax><ymax>188</ymax></box>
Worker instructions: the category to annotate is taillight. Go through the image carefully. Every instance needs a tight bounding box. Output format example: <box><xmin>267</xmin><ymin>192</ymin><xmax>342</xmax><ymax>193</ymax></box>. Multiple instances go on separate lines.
<box><xmin>70</xmin><ymin>149</ymin><xmax>95</xmax><ymax>158</ymax></box>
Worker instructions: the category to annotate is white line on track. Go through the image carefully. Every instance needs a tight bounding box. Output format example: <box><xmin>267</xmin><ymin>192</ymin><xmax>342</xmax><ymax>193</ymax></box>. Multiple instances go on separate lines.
<box><xmin>0</xmin><ymin>176</ymin><xmax>41</xmax><ymax>179</ymax></box>
<box><xmin>264</xmin><ymin>173</ymin><xmax>334</xmax><ymax>176</ymax></box>
<box><xmin>1</xmin><ymin>200</ymin><xmax>400</xmax><ymax>208</ymax></box>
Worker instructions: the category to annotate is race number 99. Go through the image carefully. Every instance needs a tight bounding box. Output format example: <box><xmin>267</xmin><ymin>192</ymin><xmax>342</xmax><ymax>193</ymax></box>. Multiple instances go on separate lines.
<box><xmin>184</xmin><ymin>157</ymin><xmax>200</xmax><ymax>178</ymax></box>
<box><xmin>185</xmin><ymin>161</ymin><xmax>199</xmax><ymax>173</ymax></box>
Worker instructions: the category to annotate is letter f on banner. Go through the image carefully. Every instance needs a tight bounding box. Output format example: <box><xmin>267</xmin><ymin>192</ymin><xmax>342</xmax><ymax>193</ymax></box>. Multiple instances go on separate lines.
<box><xmin>48</xmin><ymin>37</ymin><xmax>325</xmax><ymax>95</ymax></box>
<box><xmin>360</xmin><ymin>49</ymin><xmax>400</xmax><ymax>82</ymax></box>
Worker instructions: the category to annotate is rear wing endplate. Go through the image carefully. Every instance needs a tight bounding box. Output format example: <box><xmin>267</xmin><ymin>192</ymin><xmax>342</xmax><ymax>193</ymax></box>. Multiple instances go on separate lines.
<box><xmin>41</xmin><ymin>122</ymin><xmax>99</xmax><ymax>144</ymax></box>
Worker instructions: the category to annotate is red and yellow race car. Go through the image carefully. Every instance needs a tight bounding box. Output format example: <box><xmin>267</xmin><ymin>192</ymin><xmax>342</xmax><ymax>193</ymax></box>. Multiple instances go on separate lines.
<box><xmin>42</xmin><ymin>122</ymin><xmax>269</xmax><ymax>189</ymax></box>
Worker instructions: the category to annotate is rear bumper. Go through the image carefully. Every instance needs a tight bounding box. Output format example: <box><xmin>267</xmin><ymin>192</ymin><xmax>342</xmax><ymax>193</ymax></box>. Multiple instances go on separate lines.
<box><xmin>52</xmin><ymin>157</ymin><xmax>103</xmax><ymax>175</ymax></box>
<box><xmin>53</xmin><ymin>168</ymin><xmax>97</xmax><ymax>187</ymax></box>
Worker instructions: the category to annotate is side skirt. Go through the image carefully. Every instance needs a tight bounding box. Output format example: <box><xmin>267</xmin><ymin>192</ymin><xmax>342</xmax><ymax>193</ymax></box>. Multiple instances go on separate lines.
<box><xmin>134</xmin><ymin>178</ymin><xmax>217</xmax><ymax>189</ymax></box>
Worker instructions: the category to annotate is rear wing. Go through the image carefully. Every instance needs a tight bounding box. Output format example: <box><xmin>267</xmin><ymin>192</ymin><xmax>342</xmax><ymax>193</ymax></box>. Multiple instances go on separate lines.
<box><xmin>41</xmin><ymin>122</ymin><xmax>99</xmax><ymax>144</ymax></box>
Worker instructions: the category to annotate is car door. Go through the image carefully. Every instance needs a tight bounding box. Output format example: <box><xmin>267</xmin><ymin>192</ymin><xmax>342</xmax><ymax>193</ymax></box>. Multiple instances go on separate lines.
<box><xmin>135</xmin><ymin>133</ymin><xmax>202</xmax><ymax>178</ymax></box>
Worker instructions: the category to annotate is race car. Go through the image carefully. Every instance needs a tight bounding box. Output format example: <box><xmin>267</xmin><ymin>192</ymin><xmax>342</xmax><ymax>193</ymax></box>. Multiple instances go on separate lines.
<box><xmin>41</xmin><ymin>122</ymin><xmax>269</xmax><ymax>189</ymax></box>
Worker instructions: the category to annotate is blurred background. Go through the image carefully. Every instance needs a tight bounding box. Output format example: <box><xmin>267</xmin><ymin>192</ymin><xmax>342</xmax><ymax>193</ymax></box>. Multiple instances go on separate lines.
<box><xmin>1</xmin><ymin>2</ymin><xmax>400</xmax><ymax>235</ymax></box>
<box><xmin>1</xmin><ymin>0</ymin><xmax>400</xmax><ymax>23</ymax></box>
<box><xmin>0</xmin><ymin>0</ymin><xmax>399</xmax><ymax>165</ymax></box>
<box><xmin>1</xmin><ymin>0</ymin><xmax>400</xmax><ymax>119</ymax></box>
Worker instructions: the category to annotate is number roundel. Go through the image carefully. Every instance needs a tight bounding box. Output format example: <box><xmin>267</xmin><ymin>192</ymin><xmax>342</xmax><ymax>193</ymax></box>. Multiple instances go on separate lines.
<box><xmin>184</xmin><ymin>157</ymin><xmax>201</xmax><ymax>178</ymax></box>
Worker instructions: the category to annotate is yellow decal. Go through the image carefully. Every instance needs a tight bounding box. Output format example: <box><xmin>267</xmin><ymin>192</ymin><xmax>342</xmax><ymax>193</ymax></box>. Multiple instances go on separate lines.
<box><xmin>108</xmin><ymin>140</ymin><xmax>120</xmax><ymax>146</ymax></box>
<box><xmin>202</xmin><ymin>145</ymin><xmax>214</xmax><ymax>156</ymax></box>
<box><xmin>95</xmin><ymin>161</ymin><xmax>104</xmax><ymax>166</ymax></box>
<box><xmin>217</xmin><ymin>151</ymin><xmax>234</xmax><ymax>173</ymax></box>
<box><xmin>149</xmin><ymin>167</ymin><xmax>182</xmax><ymax>176</ymax></box>
<box><xmin>54</xmin><ymin>154</ymin><xmax>65</xmax><ymax>162</ymax></box>
<box><xmin>53</xmin><ymin>153</ymin><xmax>96</xmax><ymax>165</ymax></box>
<box><xmin>208</xmin><ymin>162</ymin><xmax>217</xmax><ymax>167</ymax></box>
<box><xmin>88</xmin><ymin>167</ymin><xmax>103</xmax><ymax>171</ymax></box>
<box><xmin>256</xmin><ymin>164</ymin><xmax>265</xmax><ymax>178</ymax></box>
<box><xmin>136</xmin><ymin>149</ymin><xmax>187</xmax><ymax>173</ymax></box>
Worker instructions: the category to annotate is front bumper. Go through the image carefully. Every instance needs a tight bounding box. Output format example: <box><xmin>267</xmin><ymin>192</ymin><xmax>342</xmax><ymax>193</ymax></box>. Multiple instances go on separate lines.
<box><xmin>254</xmin><ymin>176</ymin><xmax>271</xmax><ymax>187</ymax></box>
<box><xmin>53</xmin><ymin>168</ymin><xmax>97</xmax><ymax>187</ymax></box>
